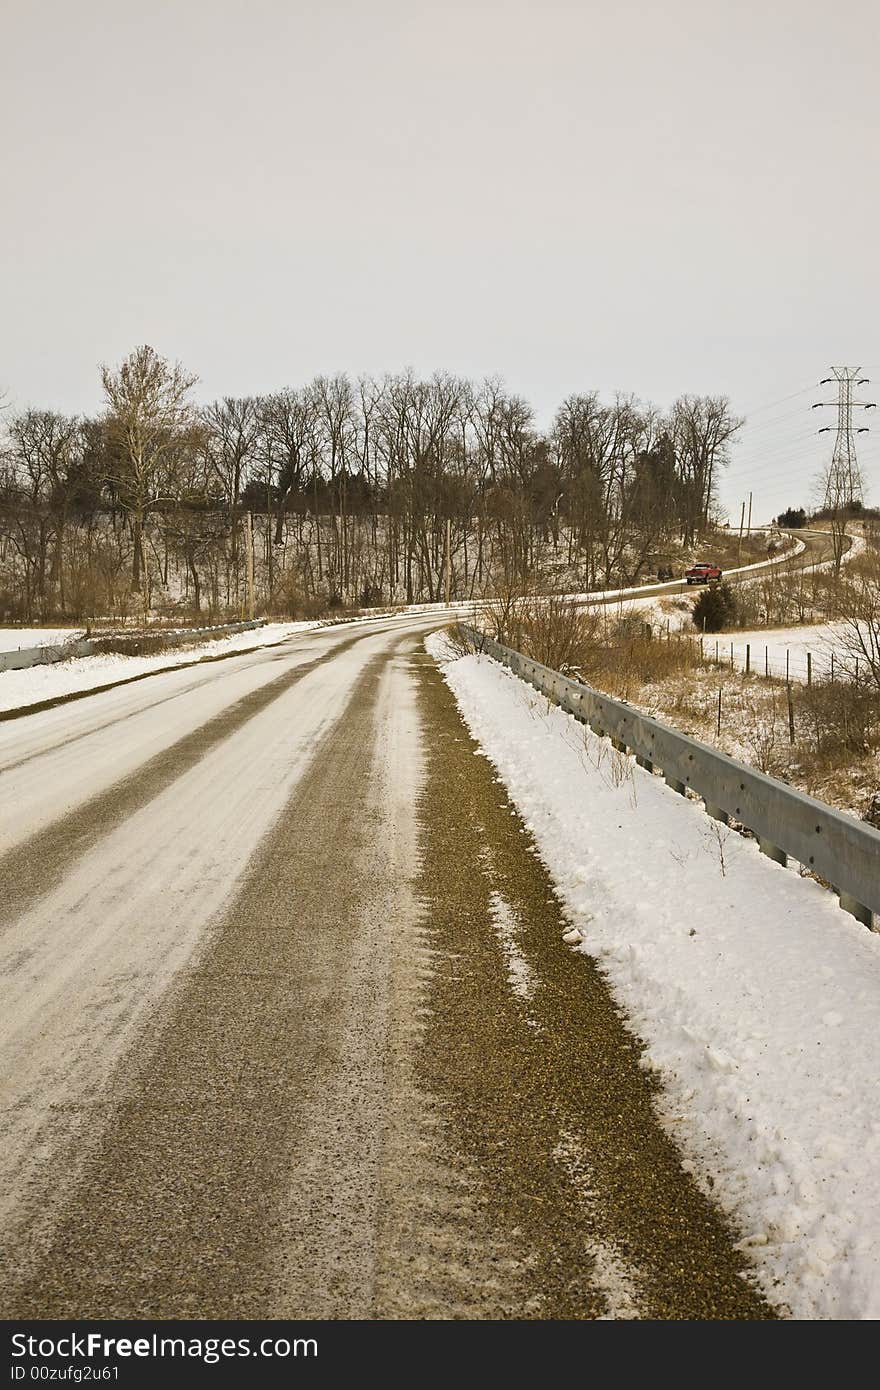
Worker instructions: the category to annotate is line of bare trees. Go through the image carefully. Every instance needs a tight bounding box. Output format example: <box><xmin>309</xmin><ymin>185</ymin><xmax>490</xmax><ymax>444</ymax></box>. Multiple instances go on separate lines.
<box><xmin>0</xmin><ymin>345</ymin><xmax>743</xmax><ymax>623</ymax></box>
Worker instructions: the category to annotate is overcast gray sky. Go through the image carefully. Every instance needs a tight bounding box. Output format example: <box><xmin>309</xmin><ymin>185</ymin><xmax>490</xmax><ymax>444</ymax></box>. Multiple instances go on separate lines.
<box><xmin>2</xmin><ymin>0</ymin><xmax>878</xmax><ymax>520</ymax></box>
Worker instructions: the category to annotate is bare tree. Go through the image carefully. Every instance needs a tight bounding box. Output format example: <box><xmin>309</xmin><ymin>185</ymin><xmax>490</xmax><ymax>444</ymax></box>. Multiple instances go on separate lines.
<box><xmin>161</xmin><ymin>447</ymin><xmax>227</xmax><ymax>615</ymax></box>
<box><xmin>101</xmin><ymin>345</ymin><xmax>198</xmax><ymax>592</ymax></box>
<box><xmin>203</xmin><ymin>396</ymin><xmax>260</xmax><ymax>584</ymax></box>
<box><xmin>833</xmin><ymin>549</ymin><xmax>880</xmax><ymax>691</ymax></box>
<box><xmin>813</xmin><ymin>457</ymin><xmax>852</xmax><ymax>576</ymax></box>
<box><xmin>4</xmin><ymin>409</ymin><xmax>83</xmax><ymax>614</ymax></box>
<box><xmin>672</xmin><ymin>395</ymin><xmax>742</xmax><ymax>546</ymax></box>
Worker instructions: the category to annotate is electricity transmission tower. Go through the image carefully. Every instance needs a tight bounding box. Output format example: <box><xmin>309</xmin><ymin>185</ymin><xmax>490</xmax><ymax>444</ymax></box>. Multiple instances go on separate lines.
<box><xmin>812</xmin><ymin>366</ymin><xmax>875</xmax><ymax>508</ymax></box>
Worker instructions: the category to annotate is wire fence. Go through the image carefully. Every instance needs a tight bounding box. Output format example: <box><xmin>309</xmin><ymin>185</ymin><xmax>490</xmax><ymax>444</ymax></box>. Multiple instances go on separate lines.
<box><xmin>698</xmin><ymin>637</ymin><xmax>850</xmax><ymax>685</ymax></box>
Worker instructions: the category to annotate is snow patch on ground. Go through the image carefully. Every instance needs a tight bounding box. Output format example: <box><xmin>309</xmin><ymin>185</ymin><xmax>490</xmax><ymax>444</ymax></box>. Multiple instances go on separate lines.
<box><xmin>704</xmin><ymin>622</ymin><xmax>851</xmax><ymax>683</ymax></box>
<box><xmin>553</xmin><ymin>1130</ymin><xmax>643</xmax><ymax>1319</ymax></box>
<box><xmin>488</xmin><ymin>889</ymin><xmax>538</xmax><ymax>1005</ymax></box>
<box><xmin>428</xmin><ymin>633</ymin><xmax>880</xmax><ymax>1319</ymax></box>
<box><xmin>0</xmin><ymin>622</ymin><xmax>316</xmax><ymax>713</ymax></box>
<box><xmin>0</xmin><ymin>628</ymin><xmax>82</xmax><ymax>653</ymax></box>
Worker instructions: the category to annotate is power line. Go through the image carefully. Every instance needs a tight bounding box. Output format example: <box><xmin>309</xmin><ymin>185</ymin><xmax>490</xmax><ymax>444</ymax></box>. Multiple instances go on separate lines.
<box><xmin>729</xmin><ymin>436</ymin><xmax>827</xmax><ymax>476</ymax></box>
<box><xmin>734</xmin><ymin>422</ymin><xmax>820</xmax><ymax>454</ymax></box>
<box><xmin>741</xmin><ymin>401</ymin><xmax>818</xmax><ymax>431</ymax></box>
<box><xmin>733</xmin><ymin>425</ymin><xmax>821</xmax><ymax>456</ymax></box>
<box><xmin>738</xmin><ymin>384</ymin><xmax>815</xmax><ymax>417</ymax></box>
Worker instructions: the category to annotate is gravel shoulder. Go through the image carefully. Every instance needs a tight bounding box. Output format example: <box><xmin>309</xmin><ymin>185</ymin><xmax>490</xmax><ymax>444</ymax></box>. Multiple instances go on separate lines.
<box><xmin>407</xmin><ymin>654</ymin><xmax>774</xmax><ymax>1319</ymax></box>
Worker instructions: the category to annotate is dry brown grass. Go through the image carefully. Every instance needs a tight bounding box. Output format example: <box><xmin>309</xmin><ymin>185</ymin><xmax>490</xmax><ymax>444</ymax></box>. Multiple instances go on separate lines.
<box><xmin>90</xmin><ymin>632</ymin><xmax>182</xmax><ymax>657</ymax></box>
<box><xmin>624</xmin><ymin>664</ymin><xmax>880</xmax><ymax>817</ymax></box>
<box><xmin>576</xmin><ymin>626</ymin><xmax>706</xmax><ymax>703</ymax></box>
<box><xmin>696</xmin><ymin>530</ymin><xmax>770</xmax><ymax>569</ymax></box>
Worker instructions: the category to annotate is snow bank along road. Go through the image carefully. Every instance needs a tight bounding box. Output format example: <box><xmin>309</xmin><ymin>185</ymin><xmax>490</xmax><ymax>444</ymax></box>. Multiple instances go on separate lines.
<box><xmin>435</xmin><ymin>640</ymin><xmax>880</xmax><ymax>1320</ymax></box>
<box><xmin>1</xmin><ymin>613</ymin><xmax>772</xmax><ymax>1319</ymax></box>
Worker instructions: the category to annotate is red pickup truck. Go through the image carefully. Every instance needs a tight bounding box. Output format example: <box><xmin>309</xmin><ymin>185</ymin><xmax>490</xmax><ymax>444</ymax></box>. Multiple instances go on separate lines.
<box><xmin>685</xmin><ymin>562</ymin><xmax>723</xmax><ymax>585</ymax></box>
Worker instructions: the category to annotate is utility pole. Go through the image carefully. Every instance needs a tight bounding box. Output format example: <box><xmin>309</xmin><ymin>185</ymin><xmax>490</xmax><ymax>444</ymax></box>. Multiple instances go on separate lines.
<box><xmin>747</xmin><ymin>490</ymin><xmax>752</xmax><ymax>535</ymax></box>
<box><xmin>445</xmin><ymin>517</ymin><xmax>452</xmax><ymax>605</ymax></box>
<box><xmin>737</xmin><ymin>501</ymin><xmax>745</xmax><ymax>559</ymax></box>
<box><xmin>245</xmin><ymin>510</ymin><xmax>255</xmax><ymax>621</ymax></box>
<box><xmin>812</xmin><ymin>367</ymin><xmax>876</xmax><ymax>508</ymax></box>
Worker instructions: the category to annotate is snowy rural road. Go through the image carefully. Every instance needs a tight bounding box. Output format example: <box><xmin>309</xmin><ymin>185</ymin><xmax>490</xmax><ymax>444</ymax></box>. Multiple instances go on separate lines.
<box><xmin>0</xmin><ymin>616</ymin><xmax>770</xmax><ymax>1319</ymax></box>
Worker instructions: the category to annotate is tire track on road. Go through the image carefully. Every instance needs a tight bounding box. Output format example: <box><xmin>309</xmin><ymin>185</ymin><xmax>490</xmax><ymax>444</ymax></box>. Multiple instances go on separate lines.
<box><xmin>0</xmin><ymin>643</ymin><xmax>295</xmax><ymax>775</ymax></box>
<box><xmin>0</xmin><ymin>631</ymin><xmax>364</xmax><ymax>929</ymax></box>
<box><xmin>0</xmin><ymin>629</ymin><xmax>302</xmax><ymax>724</ymax></box>
<box><xmin>4</xmin><ymin>633</ymin><xmax>536</xmax><ymax>1320</ymax></box>
<box><xmin>0</xmin><ymin>628</ymin><xmax>393</xmax><ymax>1278</ymax></box>
<box><xmin>4</xmin><ymin>642</ymin><xmax>413</xmax><ymax>1317</ymax></box>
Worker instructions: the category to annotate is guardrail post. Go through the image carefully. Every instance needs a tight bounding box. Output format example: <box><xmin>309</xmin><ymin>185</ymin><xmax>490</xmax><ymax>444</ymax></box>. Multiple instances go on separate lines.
<box><xmin>758</xmin><ymin>838</ymin><xmax>787</xmax><ymax>866</ymax></box>
<box><xmin>839</xmin><ymin>892</ymin><xmax>873</xmax><ymax>929</ymax></box>
<box><xmin>635</xmin><ymin>754</ymin><xmax>653</xmax><ymax>772</ymax></box>
<box><xmin>665</xmin><ymin>774</ymin><xmax>686</xmax><ymax>796</ymax></box>
<box><xmin>705</xmin><ymin>803</ymin><xmax>729</xmax><ymax>824</ymax></box>
<box><xmin>611</xmin><ymin>737</ymin><xmax>627</xmax><ymax>753</ymax></box>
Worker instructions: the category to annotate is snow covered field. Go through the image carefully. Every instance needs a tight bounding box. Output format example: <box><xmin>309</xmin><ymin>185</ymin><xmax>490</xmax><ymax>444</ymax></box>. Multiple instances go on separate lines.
<box><xmin>0</xmin><ymin>628</ymin><xmax>81</xmax><ymax>653</ymax></box>
<box><xmin>705</xmin><ymin>623</ymin><xmax>851</xmax><ymax>683</ymax></box>
<box><xmin>430</xmin><ymin>636</ymin><xmax>880</xmax><ymax>1319</ymax></box>
<box><xmin>0</xmin><ymin>622</ymin><xmax>316</xmax><ymax>713</ymax></box>
<box><xmin>619</xmin><ymin>607</ymin><xmax>852</xmax><ymax>684</ymax></box>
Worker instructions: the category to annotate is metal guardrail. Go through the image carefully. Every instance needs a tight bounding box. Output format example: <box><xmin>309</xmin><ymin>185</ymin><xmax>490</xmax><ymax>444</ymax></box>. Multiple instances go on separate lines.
<box><xmin>464</xmin><ymin>628</ymin><xmax>880</xmax><ymax>929</ymax></box>
<box><xmin>0</xmin><ymin>620</ymin><xmax>266</xmax><ymax>673</ymax></box>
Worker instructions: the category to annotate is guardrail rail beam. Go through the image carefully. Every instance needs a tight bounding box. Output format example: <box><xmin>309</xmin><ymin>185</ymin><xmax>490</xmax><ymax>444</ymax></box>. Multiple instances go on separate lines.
<box><xmin>462</xmin><ymin>626</ymin><xmax>879</xmax><ymax>932</ymax></box>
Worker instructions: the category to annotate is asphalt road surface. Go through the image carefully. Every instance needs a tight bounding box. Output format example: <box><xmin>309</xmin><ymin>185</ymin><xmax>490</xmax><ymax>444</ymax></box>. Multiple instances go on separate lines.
<box><xmin>1</xmin><ymin>611</ymin><xmax>775</xmax><ymax>1318</ymax></box>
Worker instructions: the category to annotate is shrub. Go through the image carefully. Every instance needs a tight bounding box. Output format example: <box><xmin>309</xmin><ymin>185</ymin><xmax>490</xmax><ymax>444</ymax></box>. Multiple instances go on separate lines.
<box><xmin>518</xmin><ymin>594</ymin><xmax>602</xmax><ymax>673</ymax></box>
<box><xmin>862</xmin><ymin>792</ymin><xmax>880</xmax><ymax>828</ymax></box>
<box><xmin>485</xmin><ymin>590</ymin><xmax>602</xmax><ymax>673</ymax></box>
<box><xmin>692</xmin><ymin>582</ymin><xmax>737</xmax><ymax>632</ymax></box>
<box><xmin>794</xmin><ymin>680</ymin><xmax>879</xmax><ymax>758</ymax></box>
<box><xmin>445</xmin><ymin>623</ymin><xmax>484</xmax><ymax>659</ymax></box>
<box><xmin>91</xmin><ymin>633</ymin><xmax>178</xmax><ymax>657</ymax></box>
